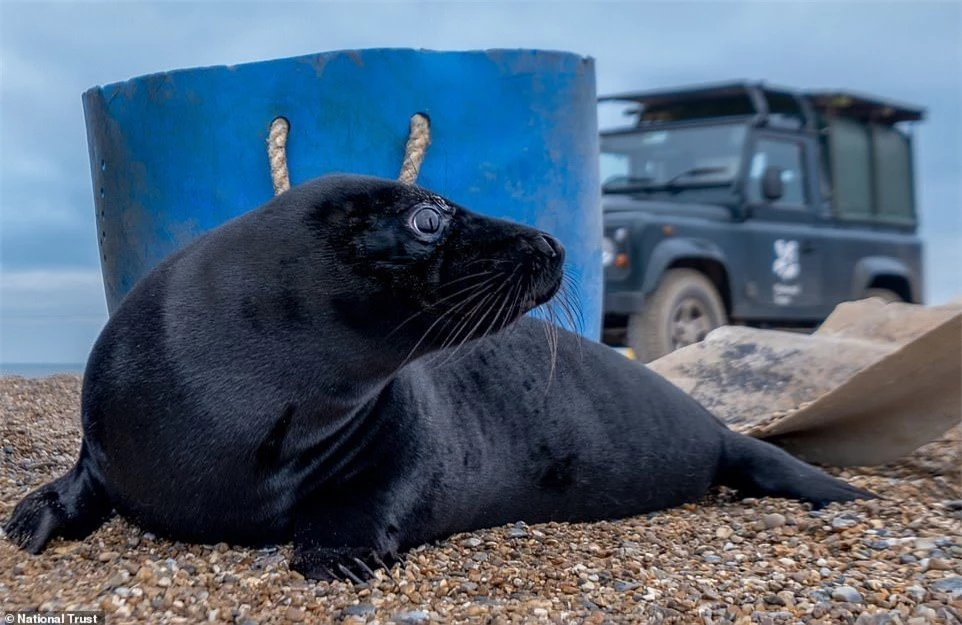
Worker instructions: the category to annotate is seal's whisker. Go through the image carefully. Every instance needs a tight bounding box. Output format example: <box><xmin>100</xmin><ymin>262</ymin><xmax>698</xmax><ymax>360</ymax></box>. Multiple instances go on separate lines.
<box><xmin>437</xmin><ymin>270</ymin><xmax>498</xmax><ymax>291</ymax></box>
<box><xmin>431</xmin><ymin>281</ymin><xmax>505</xmax><ymax>354</ymax></box>
<box><xmin>556</xmin><ymin>285</ymin><xmax>585</xmax><ymax>361</ymax></box>
<box><xmin>560</xmin><ymin>272</ymin><xmax>586</xmax><ymax>329</ymax></box>
<box><xmin>490</xmin><ymin>267</ymin><xmax>522</xmax><ymax>335</ymax></box>
<box><xmin>497</xmin><ymin>275</ymin><xmax>525</xmax><ymax>335</ymax></box>
<box><xmin>396</xmin><ymin>281</ymin><xmax>499</xmax><ymax>370</ymax></box>
<box><xmin>428</xmin><ymin>285</ymin><xmax>502</xmax><ymax>362</ymax></box>
<box><xmin>541</xmin><ymin>314</ymin><xmax>559</xmax><ymax>394</ymax></box>
<box><xmin>434</xmin><ymin>267</ymin><xmax>522</xmax><ymax>368</ymax></box>
<box><xmin>427</xmin><ymin>290</ymin><xmax>501</xmax><ymax>368</ymax></box>
<box><xmin>387</xmin><ymin>272</ymin><xmax>501</xmax><ymax>339</ymax></box>
<box><xmin>445</xmin><ymin>283</ymin><xmax>506</xmax><ymax>353</ymax></box>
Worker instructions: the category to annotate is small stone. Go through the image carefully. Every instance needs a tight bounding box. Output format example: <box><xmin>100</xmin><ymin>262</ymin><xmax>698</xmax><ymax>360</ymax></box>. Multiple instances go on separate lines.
<box><xmin>943</xmin><ymin>500</ymin><xmax>962</xmax><ymax>510</ymax></box>
<box><xmin>98</xmin><ymin>551</ymin><xmax>120</xmax><ymax>562</ymax></box>
<box><xmin>914</xmin><ymin>606</ymin><xmax>937</xmax><ymax>619</ymax></box>
<box><xmin>832</xmin><ymin>516</ymin><xmax>857</xmax><ymax>531</ymax></box>
<box><xmin>393</xmin><ymin>610</ymin><xmax>430</xmax><ymax>624</ymax></box>
<box><xmin>923</xmin><ymin>557</ymin><xmax>952</xmax><ymax>571</ymax></box>
<box><xmin>776</xmin><ymin>591</ymin><xmax>796</xmax><ymax>607</ymax></box>
<box><xmin>344</xmin><ymin>604</ymin><xmax>376</xmax><ymax>617</ymax></box>
<box><xmin>716</xmin><ymin>526</ymin><xmax>733</xmax><ymax>539</ymax></box>
<box><xmin>905</xmin><ymin>586</ymin><xmax>926</xmax><ymax>602</ymax></box>
<box><xmin>763</xmin><ymin>513</ymin><xmax>787</xmax><ymax>529</ymax></box>
<box><xmin>613</xmin><ymin>581</ymin><xmax>639</xmax><ymax>592</ymax></box>
<box><xmin>914</xmin><ymin>537</ymin><xmax>937</xmax><ymax>551</ymax></box>
<box><xmin>931</xmin><ymin>575</ymin><xmax>962</xmax><ymax>598</ymax></box>
<box><xmin>900</xmin><ymin>554</ymin><xmax>918</xmax><ymax>564</ymax></box>
<box><xmin>462</xmin><ymin>537</ymin><xmax>483</xmax><ymax>548</ymax></box>
<box><xmin>508</xmin><ymin>526</ymin><xmax>529</xmax><ymax>539</ymax></box>
<box><xmin>832</xmin><ymin>585</ymin><xmax>863</xmax><ymax>603</ymax></box>
<box><xmin>703</xmin><ymin>554</ymin><xmax>721</xmax><ymax>564</ymax></box>
<box><xmin>285</xmin><ymin>607</ymin><xmax>305</xmax><ymax>622</ymax></box>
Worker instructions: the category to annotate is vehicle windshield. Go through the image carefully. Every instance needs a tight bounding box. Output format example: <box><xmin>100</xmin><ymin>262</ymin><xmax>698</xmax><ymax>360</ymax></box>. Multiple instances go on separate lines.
<box><xmin>600</xmin><ymin>123</ymin><xmax>748</xmax><ymax>193</ymax></box>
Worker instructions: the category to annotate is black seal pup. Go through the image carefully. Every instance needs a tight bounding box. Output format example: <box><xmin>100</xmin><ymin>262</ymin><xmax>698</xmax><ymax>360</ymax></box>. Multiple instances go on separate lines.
<box><xmin>4</xmin><ymin>174</ymin><xmax>873</xmax><ymax>581</ymax></box>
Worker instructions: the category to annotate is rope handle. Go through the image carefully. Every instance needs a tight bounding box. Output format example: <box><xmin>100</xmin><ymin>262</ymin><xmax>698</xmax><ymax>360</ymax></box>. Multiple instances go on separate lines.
<box><xmin>267</xmin><ymin>113</ymin><xmax>431</xmax><ymax>196</ymax></box>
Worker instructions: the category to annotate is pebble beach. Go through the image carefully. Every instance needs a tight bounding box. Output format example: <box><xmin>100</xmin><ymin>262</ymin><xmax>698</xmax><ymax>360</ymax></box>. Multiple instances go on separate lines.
<box><xmin>1</xmin><ymin>375</ymin><xmax>959</xmax><ymax>624</ymax></box>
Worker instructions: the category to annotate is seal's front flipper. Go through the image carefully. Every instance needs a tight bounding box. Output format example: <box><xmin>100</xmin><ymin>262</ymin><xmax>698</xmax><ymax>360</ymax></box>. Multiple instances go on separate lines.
<box><xmin>4</xmin><ymin>444</ymin><xmax>113</xmax><ymax>553</ymax></box>
<box><xmin>291</xmin><ymin>543</ymin><xmax>400</xmax><ymax>583</ymax></box>
<box><xmin>718</xmin><ymin>432</ymin><xmax>877</xmax><ymax>509</ymax></box>
<box><xmin>290</xmin><ymin>498</ymin><xmax>401</xmax><ymax>582</ymax></box>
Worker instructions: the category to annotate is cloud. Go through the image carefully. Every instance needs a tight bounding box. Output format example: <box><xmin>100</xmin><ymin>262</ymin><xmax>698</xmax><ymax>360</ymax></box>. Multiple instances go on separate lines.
<box><xmin>1</xmin><ymin>268</ymin><xmax>107</xmax><ymax>317</ymax></box>
<box><xmin>0</xmin><ymin>0</ymin><xmax>960</xmax><ymax>363</ymax></box>
<box><xmin>0</xmin><ymin>268</ymin><xmax>107</xmax><ymax>363</ymax></box>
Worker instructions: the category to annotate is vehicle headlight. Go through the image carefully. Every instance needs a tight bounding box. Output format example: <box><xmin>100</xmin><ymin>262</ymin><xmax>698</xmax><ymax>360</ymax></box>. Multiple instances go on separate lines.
<box><xmin>603</xmin><ymin>228</ymin><xmax>631</xmax><ymax>270</ymax></box>
<box><xmin>602</xmin><ymin>237</ymin><xmax>615</xmax><ymax>267</ymax></box>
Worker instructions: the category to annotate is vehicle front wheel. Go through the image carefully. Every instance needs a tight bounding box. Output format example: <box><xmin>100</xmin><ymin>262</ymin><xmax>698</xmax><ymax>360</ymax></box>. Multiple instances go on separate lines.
<box><xmin>627</xmin><ymin>268</ymin><xmax>728</xmax><ymax>363</ymax></box>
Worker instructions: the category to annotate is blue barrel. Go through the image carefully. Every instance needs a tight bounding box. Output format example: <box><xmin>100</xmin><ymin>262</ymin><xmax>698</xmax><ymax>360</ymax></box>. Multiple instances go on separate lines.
<box><xmin>82</xmin><ymin>48</ymin><xmax>602</xmax><ymax>339</ymax></box>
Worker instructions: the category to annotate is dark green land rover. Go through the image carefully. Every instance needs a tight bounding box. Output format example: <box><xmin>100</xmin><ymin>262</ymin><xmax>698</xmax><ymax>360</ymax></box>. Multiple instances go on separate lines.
<box><xmin>599</xmin><ymin>81</ymin><xmax>925</xmax><ymax>362</ymax></box>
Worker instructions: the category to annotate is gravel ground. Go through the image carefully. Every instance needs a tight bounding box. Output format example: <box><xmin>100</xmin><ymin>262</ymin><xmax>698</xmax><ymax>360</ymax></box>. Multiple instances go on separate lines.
<box><xmin>1</xmin><ymin>375</ymin><xmax>960</xmax><ymax>624</ymax></box>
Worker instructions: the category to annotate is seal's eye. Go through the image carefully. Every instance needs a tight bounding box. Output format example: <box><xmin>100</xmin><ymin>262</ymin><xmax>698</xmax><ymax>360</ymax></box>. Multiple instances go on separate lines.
<box><xmin>410</xmin><ymin>206</ymin><xmax>443</xmax><ymax>236</ymax></box>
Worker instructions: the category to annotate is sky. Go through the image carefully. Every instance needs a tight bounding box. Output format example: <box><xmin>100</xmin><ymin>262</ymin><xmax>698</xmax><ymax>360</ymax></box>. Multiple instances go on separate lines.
<box><xmin>1</xmin><ymin>0</ymin><xmax>960</xmax><ymax>365</ymax></box>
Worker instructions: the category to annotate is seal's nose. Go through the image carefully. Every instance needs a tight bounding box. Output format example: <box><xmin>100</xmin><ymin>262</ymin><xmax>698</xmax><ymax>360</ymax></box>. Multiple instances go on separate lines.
<box><xmin>532</xmin><ymin>233</ymin><xmax>564</xmax><ymax>260</ymax></box>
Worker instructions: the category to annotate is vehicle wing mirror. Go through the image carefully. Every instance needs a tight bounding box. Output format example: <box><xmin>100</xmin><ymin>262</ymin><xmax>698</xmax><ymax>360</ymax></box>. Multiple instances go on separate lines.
<box><xmin>762</xmin><ymin>165</ymin><xmax>784</xmax><ymax>202</ymax></box>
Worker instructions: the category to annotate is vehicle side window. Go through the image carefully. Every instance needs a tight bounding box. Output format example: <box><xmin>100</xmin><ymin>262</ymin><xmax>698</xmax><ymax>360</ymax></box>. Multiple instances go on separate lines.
<box><xmin>748</xmin><ymin>138</ymin><xmax>807</xmax><ymax>207</ymax></box>
<box><xmin>873</xmin><ymin>124</ymin><xmax>914</xmax><ymax>220</ymax></box>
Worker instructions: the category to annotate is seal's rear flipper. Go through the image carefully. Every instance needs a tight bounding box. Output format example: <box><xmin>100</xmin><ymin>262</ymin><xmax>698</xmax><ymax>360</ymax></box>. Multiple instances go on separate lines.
<box><xmin>717</xmin><ymin>432</ymin><xmax>877</xmax><ymax>509</ymax></box>
<box><xmin>3</xmin><ymin>444</ymin><xmax>113</xmax><ymax>554</ymax></box>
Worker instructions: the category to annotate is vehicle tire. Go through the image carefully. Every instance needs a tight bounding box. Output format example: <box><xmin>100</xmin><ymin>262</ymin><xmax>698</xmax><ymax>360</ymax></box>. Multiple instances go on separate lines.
<box><xmin>863</xmin><ymin>288</ymin><xmax>902</xmax><ymax>303</ymax></box>
<box><xmin>627</xmin><ymin>268</ymin><xmax>728</xmax><ymax>363</ymax></box>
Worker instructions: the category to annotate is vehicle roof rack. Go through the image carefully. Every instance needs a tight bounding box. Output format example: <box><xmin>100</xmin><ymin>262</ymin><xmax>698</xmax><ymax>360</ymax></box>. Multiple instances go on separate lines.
<box><xmin>599</xmin><ymin>80</ymin><xmax>925</xmax><ymax>128</ymax></box>
<box><xmin>805</xmin><ymin>90</ymin><xmax>925</xmax><ymax>124</ymax></box>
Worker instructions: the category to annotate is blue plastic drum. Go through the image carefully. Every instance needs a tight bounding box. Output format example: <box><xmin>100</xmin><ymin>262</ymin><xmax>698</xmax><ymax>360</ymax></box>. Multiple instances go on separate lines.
<box><xmin>82</xmin><ymin>48</ymin><xmax>602</xmax><ymax>339</ymax></box>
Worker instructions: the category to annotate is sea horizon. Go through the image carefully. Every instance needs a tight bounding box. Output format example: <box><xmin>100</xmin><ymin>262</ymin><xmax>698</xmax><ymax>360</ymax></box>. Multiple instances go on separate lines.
<box><xmin>0</xmin><ymin>362</ymin><xmax>85</xmax><ymax>378</ymax></box>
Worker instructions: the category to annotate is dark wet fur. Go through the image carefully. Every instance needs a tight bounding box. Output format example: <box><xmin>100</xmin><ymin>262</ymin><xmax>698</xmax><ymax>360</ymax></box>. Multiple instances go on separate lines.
<box><xmin>4</xmin><ymin>174</ymin><xmax>874</xmax><ymax>580</ymax></box>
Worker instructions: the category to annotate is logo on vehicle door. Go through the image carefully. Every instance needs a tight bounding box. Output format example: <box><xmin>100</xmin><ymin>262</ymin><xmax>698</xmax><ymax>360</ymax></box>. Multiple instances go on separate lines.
<box><xmin>772</xmin><ymin>239</ymin><xmax>800</xmax><ymax>281</ymax></box>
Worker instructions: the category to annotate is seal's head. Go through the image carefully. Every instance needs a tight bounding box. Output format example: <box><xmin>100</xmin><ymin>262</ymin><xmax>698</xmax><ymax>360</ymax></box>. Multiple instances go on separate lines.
<box><xmin>288</xmin><ymin>174</ymin><xmax>565</xmax><ymax>354</ymax></box>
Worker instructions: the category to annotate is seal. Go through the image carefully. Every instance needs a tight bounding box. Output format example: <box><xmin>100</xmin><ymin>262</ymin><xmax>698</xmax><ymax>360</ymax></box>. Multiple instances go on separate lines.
<box><xmin>4</xmin><ymin>174</ymin><xmax>873</xmax><ymax>581</ymax></box>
